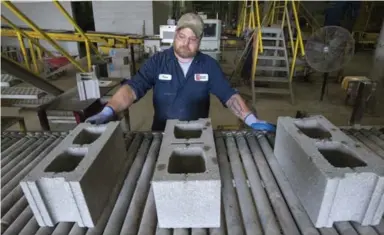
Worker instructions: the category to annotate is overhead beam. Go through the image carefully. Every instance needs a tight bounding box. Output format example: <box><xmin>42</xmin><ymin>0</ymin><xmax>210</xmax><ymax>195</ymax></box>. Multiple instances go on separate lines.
<box><xmin>1</xmin><ymin>56</ymin><xmax>64</xmax><ymax>96</ymax></box>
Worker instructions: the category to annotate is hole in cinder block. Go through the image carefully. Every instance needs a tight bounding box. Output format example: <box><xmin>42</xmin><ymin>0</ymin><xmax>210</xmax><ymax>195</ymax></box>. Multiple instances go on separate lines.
<box><xmin>294</xmin><ymin>119</ymin><xmax>332</xmax><ymax>139</ymax></box>
<box><xmin>168</xmin><ymin>147</ymin><xmax>206</xmax><ymax>174</ymax></box>
<box><xmin>73</xmin><ymin>127</ymin><xmax>104</xmax><ymax>145</ymax></box>
<box><xmin>317</xmin><ymin>142</ymin><xmax>367</xmax><ymax>168</ymax></box>
<box><xmin>45</xmin><ymin>151</ymin><xmax>84</xmax><ymax>172</ymax></box>
<box><xmin>174</xmin><ymin>123</ymin><xmax>203</xmax><ymax>139</ymax></box>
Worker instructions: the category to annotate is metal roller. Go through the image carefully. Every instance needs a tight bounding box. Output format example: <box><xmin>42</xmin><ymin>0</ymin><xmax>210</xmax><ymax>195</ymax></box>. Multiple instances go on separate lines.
<box><xmin>1</xmin><ymin>136</ymin><xmax>25</xmax><ymax>156</ymax></box>
<box><xmin>120</xmin><ymin>134</ymin><xmax>161</xmax><ymax>234</ymax></box>
<box><xmin>1</xmin><ymin>137</ymin><xmax>62</xmax><ymax>198</ymax></box>
<box><xmin>1</xmin><ymin>137</ymin><xmax>44</xmax><ymax>175</ymax></box>
<box><xmin>347</xmin><ymin>130</ymin><xmax>384</xmax><ymax>158</ymax></box>
<box><xmin>155</xmin><ymin>227</ymin><xmax>172</xmax><ymax>235</ymax></box>
<box><xmin>68</xmin><ymin>224</ymin><xmax>87</xmax><ymax>235</ymax></box>
<box><xmin>173</xmin><ymin>228</ymin><xmax>188</xmax><ymax>235</ymax></box>
<box><xmin>137</xmin><ymin>187</ymin><xmax>157</xmax><ymax>235</ymax></box>
<box><xmin>1</xmin><ymin>196</ymin><xmax>28</xmax><ymax>229</ymax></box>
<box><xmin>1</xmin><ymin>139</ymin><xmax>20</xmax><ymax>152</ymax></box>
<box><xmin>334</xmin><ymin>222</ymin><xmax>359</xmax><ymax>235</ymax></box>
<box><xmin>370</xmin><ymin>128</ymin><xmax>384</xmax><ymax>140</ymax></box>
<box><xmin>191</xmin><ymin>228</ymin><xmax>207</xmax><ymax>235</ymax></box>
<box><xmin>359</xmin><ymin>129</ymin><xmax>384</xmax><ymax>150</ymax></box>
<box><xmin>86</xmin><ymin>133</ymin><xmax>148</xmax><ymax>235</ymax></box>
<box><xmin>245</xmin><ymin>133</ymin><xmax>300</xmax><ymax>235</ymax></box>
<box><xmin>351</xmin><ymin>222</ymin><xmax>379</xmax><ymax>235</ymax></box>
<box><xmin>18</xmin><ymin>218</ymin><xmax>39</xmax><ymax>235</ymax></box>
<box><xmin>256</xmin><ymin>134</ymin><xmax>320</xmax><ymax>235</ymax></box>
<box><xmin>34</xmin><ymin>227</ymin><xmax>55</xmax><ymax>235</ymax></box>
<box><xmin>2</xmin><ymin>207</ymin><xmax>33</xmax><ymax>235</ymax></box>
<box><xmin>1</xmin><ymin>137</ymin><xmax>54</xmax><ymax>188</ymax></box>
<box><xmin>319</xmin><ymin>227</ymin><xmax>340</xmax><ymax>235</ymax></box>
<box><xmin>101</xmin><ymin>134</ymin><xmax>148</xmax><ymax>235</ymax></box>
<box><xmin>234</xmin><ymin>133</ymin><xmax>280</xmax><ymax>235</ymax></box>
<box><xmin>1</xmin><ymin>138</ymin><xmax>12</xmax><ymax>151</ymax></box>
<box><xmin>1</xmin><ymin>138</ymin><xmax>34</xmax><ymax>167</ymax></box>
<box><xmin>208</xmin><ymin>205</ymin><xmax>226</xmax><ymax>235</ymax></box>
<box><xmin>225</xmin><ymin>133</ymin><xmax>262</xmax><ymax>235</ymax></box>
<box><xmin>214</xmin><ymin>134</ymin><xmax>245</xmax><ymax>235</ymax></box>
<box><xmin>52</xmin><ymin>223</ymin><xmax>75</xmax><ymax>235</ymax></box>
<box><xmin>374</xmin><ymin>219</ymin><xmax>384</xmax><ymax>234</ymax></box>
<box><xmin>1</xmin><ymin>186</ymin><xmax>24</xmax><ymax>215</ymax></box>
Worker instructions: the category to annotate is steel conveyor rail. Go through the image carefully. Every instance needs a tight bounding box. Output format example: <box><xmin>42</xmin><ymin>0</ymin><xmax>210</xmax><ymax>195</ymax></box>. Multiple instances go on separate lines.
<box><xmin>1</xmin><ymin>128</ymin><xmax>384</xmax><ymax>235</ymax></box>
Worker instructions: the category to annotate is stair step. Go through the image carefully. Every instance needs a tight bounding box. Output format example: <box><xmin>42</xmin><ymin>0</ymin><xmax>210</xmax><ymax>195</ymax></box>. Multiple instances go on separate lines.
<box><xmin>1</xmin><ymin>74</ymin><xmax>21</xmax><ymax>87</ymax></box>
<box><xmin>263</xmin><ymin>46</ymin><xmax>286</xmax><ymax>51</ymax></box>
<box><xmin>255</xmin><ymin>87</ymin><xmax>291</xmax><ymax>95</ymax></box>
<box><xmin>1</xmin><ymin>87</ymin><xmax>47</xmax><ymax>99</ymax></box>
<box><xmin>261</xmin><ymin>27</ymin><xmax>283</xmax><ymax>34</ymax></box>
<box><xmin>261</xmin><ymin>36</ymin><xmax>283</xmax><ymax>40</ymax></box>
<box><xmin>255</xmin><ymin>76</ymin><xmax>289</xmax><ymax>83</ymax></box>
<box><xmin>258</xmin><ymin>55</ymin><xmax>286</xmax><ymax>61</ymax></box>
<box><xmin>257</xmin><ymin>66</ymin><xmax>289</xmax><ymax>72</ymax></box>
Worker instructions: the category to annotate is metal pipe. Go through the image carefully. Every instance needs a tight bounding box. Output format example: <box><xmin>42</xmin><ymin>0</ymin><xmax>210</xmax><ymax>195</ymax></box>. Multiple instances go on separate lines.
<box><xmin>137</xmin><ymin>187</ymin><xmax>157</xmax><ymax>235</ymax></box>
<box><xmin>1</xmin><ymin>138</ymin><xmax>30</xmax><ymax>164</ymax></box>
<box><xmin>334</xmin><ymin>222</ymin><xmax>359</xmax><ymax>235</ymax></box>
<box><xmin>235</xmin><ymin>133</ymin><xmax>280</xmax><ymax>235</ymax></box>
<box><xmin>191</xmin><ymin>228</ymin><xmax>207</xmax><ymax>235</ymax></box>
<box><xmin>52</xmin><ymin>223</ymin><xmax>74</xmax><ymax>235</ymax></box>
<box><xmin>319</xmin><ymin>227</ymin><xmax>340</xmax><ymax>235</ymax></box>
<box><xmin>1</xmin><ymin>196</ymin><xmax>28</xmax><ymax>230</ymax></box>
<box><xmin>120</xmin><ymin>134</ymin><xmax>161</xmax><ymax>234</ymax></box>
<box><xmin>35</xmin><ymin>227</ymin><xmax>55</xmax><ymax>235</ymax></box>
<box><xmin>3</xmin><ymin>207</ymin><xmax>33</xmax><ymax>235</ymax></box>
<box><xmin>101</xmin><ymin>134</ymin><xmax>147</xmax><ymax>235</ymax></box>
<box><xmin>1</xmin><ymin>15</ymin><xmax>55</xmax><ymax>58</ymax></box>
<box><xmin>86</xmin><ymin>134</ymin><xmax>147</xmax><ymax>235</ymax></box>
<box><xmin>245</xmin><ymin>133</ymin><xmax>300</xmax><ymax>235</ymax></box>
<box><xmin>1</xmin><ymin>139</ymin><xmax>18</xmax><ymax>152</ymax></box>
<box><xmin>2</xmin><ymin>1</ymin><xmax>87</xmax><ymax>72</ymax></box>
<box><xmin>351</xmin><ymin>222</ymin><xmax>379</xmax><ymax>235</ymax></box>
<box><xmin>1</xmin><ymin>56</ymin><xmax>64</xmax><ymax>96</ymax></box>
<box><xmin>359</xmin><ymin>129</ymin><xmax>384</xmax><ymax>150</ymax></box>
<box><xmin>1</xmin><ymin>137</ymin><xmax>37</xmax><ymax>169</ymax></box>
<box><xmin>1</xmin><ymin>137</ymin><xmax>45</xmax><ymax>178</ymax></box>
<box><xmin>225</xmin><ymin>133</ymin><xmax>262</xmax><ymax>235</ymax></box>
<box><xmin>1</xmin><ymin>186</ymin><xmax>24</xmax><ymax>215</ymax></box>
<box><xmin>256</xmin><ymin>133</ymin><xmax>320</xmax><ymax>235</ymax></box>
<box><xmin>173</xmin><ymin>229</ymin><xmax>188</xmax><ymax>235</ymax></box>
<box><xmin>348</xmin><ymin>129</ymin><xmax>384</xmax><ymax>159</ymax></box>
<box><xmin>214</xmin><ymin>133</ymin><xmax>245</xmax><ymax>235</ymax></box>
<box><xmin>1</xmin><ymin>137</ymin><xmax>12</xmax><ymax>149</ymax></box>
<box><xmin>68</xmin><ymin>225</ymin><xmax>87</xmax><ymax>235</ymax></box>
<box><xmin>19</xmin><ymin>218</ymin><xmax>39</xmax><ymax>235</ymax></box>
<box><xmin>156</xmin><ymin>227</ymin><xmax>172</xmax><ymax>235</ymax></box>
<box><xmin>2</xmin><ymin>137</ymin><xmax>61</xmax><ymax>197</ymax></box>
<box><xmin>16</xmin><ymin>32</ymin><xmax>30</xmax><ymax>69</ymax></box>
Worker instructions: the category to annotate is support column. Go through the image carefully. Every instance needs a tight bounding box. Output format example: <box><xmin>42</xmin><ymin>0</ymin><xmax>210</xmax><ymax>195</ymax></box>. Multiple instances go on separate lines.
<box><xmin>370</xmin><ymin>20</ymin><xmax>384</xmax><ymax>88</ymax></box>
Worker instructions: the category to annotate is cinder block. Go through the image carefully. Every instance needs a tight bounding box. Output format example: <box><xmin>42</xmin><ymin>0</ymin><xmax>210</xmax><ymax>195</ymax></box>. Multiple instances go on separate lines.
<box><xmin>274</xmin><ymin>115</ymin><xmax>384</xmax><ymax>228</ymax></box>
<box><xmin>163</xmin><ymin>118</ymin><xmax>213</xmax><ymax>144</ymax></box>
<box><xmin>152</xmin><ymin>118</ymin><xmax>221</xmax><ymax>228</ymax></box>
<box><xmin>76</xmin><ymin>71</ymin><xmax>100</xmax><ymax>100</ymax></box>
<box><xmin>20</xmin><ymin>121</ymin><xmax>127</xmax><ymax>227</ymax></box>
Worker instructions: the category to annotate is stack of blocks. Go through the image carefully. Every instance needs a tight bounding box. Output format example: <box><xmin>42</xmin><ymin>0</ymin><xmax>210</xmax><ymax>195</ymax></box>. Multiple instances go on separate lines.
<box><xmin>152</xmin><ymin>118</ymin><xmax>221</xmax><ymax>228</ymax></box>
<box><xmin>20</xmin><ymin>121</ymin><xmax>127</xmax><ymax>227</ymax></box>
<box><xmin>274</xmin><ymin>115</ymin><xmax>384</xmax><ymax>228</ymax></box>
<box><xmin>108</xmin><ymin>48</ymin><xmax>131</xmax><ymax>78</ymax></box>
<box><xmin>76</xmin><ymin>70</ymin><xmax>100</xmax><ymax>101</ymax></box>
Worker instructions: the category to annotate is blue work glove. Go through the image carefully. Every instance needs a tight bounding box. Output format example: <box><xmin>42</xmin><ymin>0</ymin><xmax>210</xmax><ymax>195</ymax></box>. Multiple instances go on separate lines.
<box><xmin>245</xmin><ymin>113</ymin><xmax>276</xmax><ymax>133</ymax></box>
<box><xmin>85</xmin><ymin>106</ymin><xmax>115</xmax><ymax>125</ymax></box>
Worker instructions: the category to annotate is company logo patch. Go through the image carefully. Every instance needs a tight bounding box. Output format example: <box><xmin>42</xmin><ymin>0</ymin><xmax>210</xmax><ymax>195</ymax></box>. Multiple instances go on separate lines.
<box><xmin>194</xmin><ymin>74</ymin><xmax>209</xmax><ymax>82</ymax></box>
<box><xmin>158</xmin><ymin>74</ymin><xmax>172</xmax><ymax>81</ymax></box>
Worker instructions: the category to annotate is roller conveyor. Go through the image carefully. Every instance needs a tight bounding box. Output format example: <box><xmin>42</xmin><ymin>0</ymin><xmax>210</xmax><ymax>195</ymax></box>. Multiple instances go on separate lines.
<box><xmin>1</xmin><ymin>128</ymin><xmax>384</xmax><ymax>235</ymax></box>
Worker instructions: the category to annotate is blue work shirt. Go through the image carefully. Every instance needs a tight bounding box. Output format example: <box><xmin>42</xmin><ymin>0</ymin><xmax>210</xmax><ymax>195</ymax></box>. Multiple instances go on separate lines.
<box><xmin>122</xmin><ymin>47</ymin><xmax>237</xmax><ymax>131</ymax></box>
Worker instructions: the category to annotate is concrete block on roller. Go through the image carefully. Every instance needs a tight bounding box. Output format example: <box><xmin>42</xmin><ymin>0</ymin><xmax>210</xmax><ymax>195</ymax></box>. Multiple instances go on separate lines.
<box><xmin>274</xmin><ymin>115</ymin><xmax>384</xmax><ymax>228</ymax></box>
<box><xmin>20</xmin><ymin>121</ymin><xmax>127</xmax><ymax>228</ymax></box>
<box><xmin>152</xmin><ymin>118</ymin><xmax>221</xmax><ymax>228</ymax></box>
<box><xmin>163</xmin><ymin>118</ymin><xmax>214</xmax><ymax>144</ymax></box>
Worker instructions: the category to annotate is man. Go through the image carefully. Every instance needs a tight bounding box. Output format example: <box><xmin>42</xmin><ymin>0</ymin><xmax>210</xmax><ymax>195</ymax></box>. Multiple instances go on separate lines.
<box><xmin>86</xmin><ymin>13</ymin><xmax>275</xmax><ymax>132</ymax></box>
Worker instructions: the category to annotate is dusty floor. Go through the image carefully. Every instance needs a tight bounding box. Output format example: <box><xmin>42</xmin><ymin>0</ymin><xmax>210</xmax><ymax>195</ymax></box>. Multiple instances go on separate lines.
<box><xmin>2</xmin><ymin>49</ymin><xmax>384</xmax><ymax>132</ymax></box>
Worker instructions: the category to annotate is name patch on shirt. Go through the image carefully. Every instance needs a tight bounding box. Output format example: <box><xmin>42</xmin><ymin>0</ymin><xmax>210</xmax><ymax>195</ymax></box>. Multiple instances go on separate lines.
<box><xmin>194</xmin><ymin>74</ymin><xmax>209</xmax><ymax>82</ymax></box>
<box><xmin>159</xmin><ymin>74</ymin><xmax>172</xmax><ymax>81</ymax></box>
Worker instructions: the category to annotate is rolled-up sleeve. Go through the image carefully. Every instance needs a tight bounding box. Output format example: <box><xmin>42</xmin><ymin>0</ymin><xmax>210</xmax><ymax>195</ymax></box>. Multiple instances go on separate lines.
<box><xmin>121</xmin><ymin>54</ymin><xmax>157</xmax><ymax>101</ymax></box>
<box><xmin>208</xmin><ymin>60</ymin><xmax>238</xmax><ymax>106</ymax></box>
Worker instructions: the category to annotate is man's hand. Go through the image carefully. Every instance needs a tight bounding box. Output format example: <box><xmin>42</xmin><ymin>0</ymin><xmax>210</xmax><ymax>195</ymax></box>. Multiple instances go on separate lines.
<box><xmin>85</xmin><ymin>106</ymin><xmax>115</xmax><ymax>125</ymax></box>
<box><xmin>245</xmin><ymin>113</ymin><xmax>276</xmax><ymax>132</ymax></box>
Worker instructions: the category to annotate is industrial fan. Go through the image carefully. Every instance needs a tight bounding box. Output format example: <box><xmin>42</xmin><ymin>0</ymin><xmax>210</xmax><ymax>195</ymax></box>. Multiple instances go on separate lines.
<box><xmin>304</xmin><ymin>26</ymin><xmax>355</xmax><ymax>100</ymax></box>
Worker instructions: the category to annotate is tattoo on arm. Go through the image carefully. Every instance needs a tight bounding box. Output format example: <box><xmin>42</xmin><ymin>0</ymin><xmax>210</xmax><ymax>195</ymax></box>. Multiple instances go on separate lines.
<box><xmin>226</xmin><ymin>94</ymin><xmax>251</xmax><ymax>120</ymax></box>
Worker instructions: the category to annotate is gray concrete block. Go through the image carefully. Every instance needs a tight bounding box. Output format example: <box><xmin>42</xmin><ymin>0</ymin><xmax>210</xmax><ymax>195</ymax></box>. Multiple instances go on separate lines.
<box><xmin>20</xmin><ymin>121</ymin><xmax>127</xmax><ymax>228</ymax></box>
<box><xmin>76</xmin><ymin>71</ymin><xmax>100</xmax><ymax>101</ymax></box>
<box><xmin>274</xmin><ymin>115</ymin><xmax>384</xmax><ymax>228</ymax></box>
<box><xmin>152</xmin><ymin>118</ymin><xmax>221</xmax><ymax>228</ymax></box>
<box><xmin>163</xmin><ymin>118</ymin><xmax>213</xmax><ymax>144</ymax></box>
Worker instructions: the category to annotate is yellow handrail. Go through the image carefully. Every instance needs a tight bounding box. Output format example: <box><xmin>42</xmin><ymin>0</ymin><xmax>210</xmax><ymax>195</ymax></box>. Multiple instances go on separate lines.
<box><xmin>255</xmin><ymin>0</ymin><xmax>263</xmax><ymax>52</ymax></box>
<box><xmin>27</xmin><ymin>39</ymin><xmax>38</xmax><ymax>73</ymax></box>
<box><xmin>291</xmin><ymin>1</ymin><xmax>305</xmax><ymax>56</ymax></box>
<box><xmin>16</xmin><ymin>32</ymin><xmax>30</xmax><ymax>69</ymax></box>
<box><xmin>2</xmin><ymin>1</ymin><xmax>87</xmax><ymax>72</ymax></box>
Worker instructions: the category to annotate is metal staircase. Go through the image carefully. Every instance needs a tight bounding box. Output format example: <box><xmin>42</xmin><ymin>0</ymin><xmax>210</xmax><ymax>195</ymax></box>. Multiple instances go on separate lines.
<box><xmin>252</xmin><ymin>26</ymin><xmax>293</xmax><ymax>103</ymax></box>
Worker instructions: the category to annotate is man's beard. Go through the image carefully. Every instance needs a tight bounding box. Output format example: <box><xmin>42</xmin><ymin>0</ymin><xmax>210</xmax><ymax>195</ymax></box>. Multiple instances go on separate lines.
<box><xmin>174</xmin><ymin>45</ymin><xmax>197</xmax><ymax>59</ymax></box>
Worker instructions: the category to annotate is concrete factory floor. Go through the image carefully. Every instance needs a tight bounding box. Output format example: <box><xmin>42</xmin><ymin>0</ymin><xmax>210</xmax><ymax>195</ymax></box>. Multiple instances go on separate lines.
<box><xmin>2</xmin><ymin>49</ymin><xmax>384</xmax><ymax>132</ymax></box>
